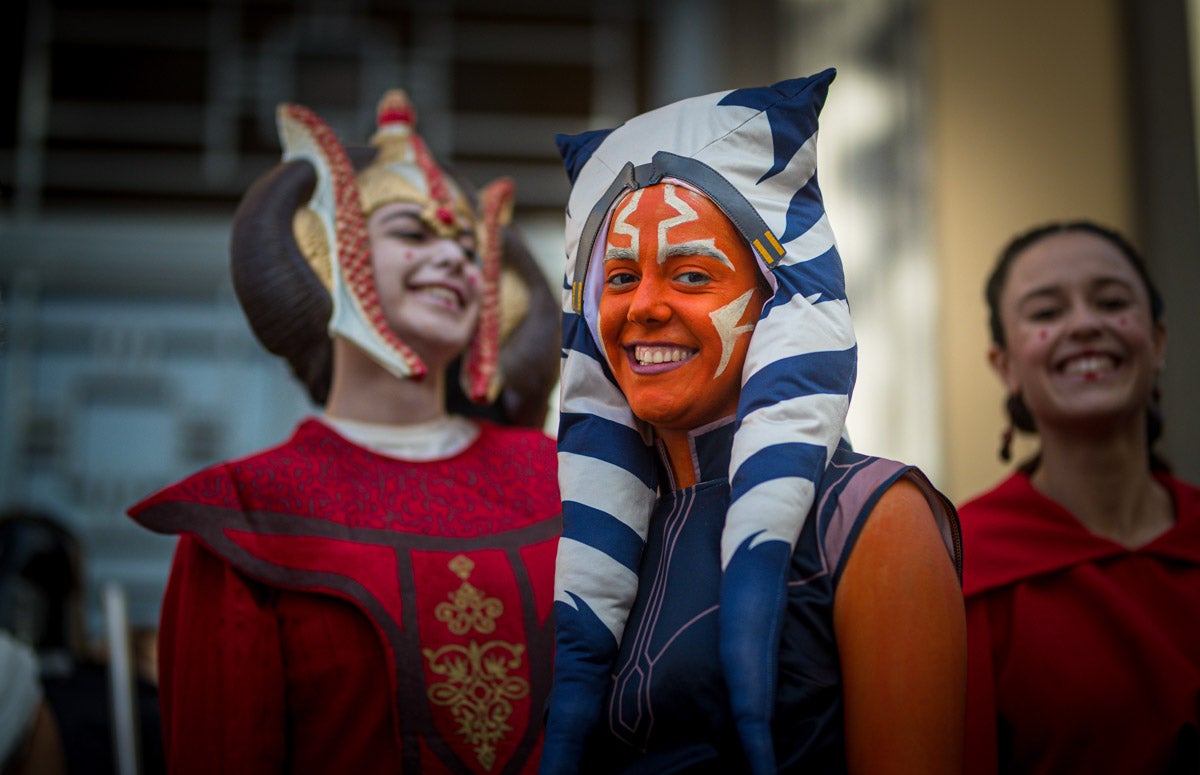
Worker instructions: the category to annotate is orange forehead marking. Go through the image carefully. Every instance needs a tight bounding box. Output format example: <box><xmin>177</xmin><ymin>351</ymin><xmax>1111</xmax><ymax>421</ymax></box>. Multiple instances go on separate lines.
<box><xmin>606</xmin><ymin>184</ymin><xmax>742</xmax><ymax>265</ymax></box>
<box><xmin>609</xmin><ymin>185</ymin><xmax>694</xmax><ymax>247</ymax></box>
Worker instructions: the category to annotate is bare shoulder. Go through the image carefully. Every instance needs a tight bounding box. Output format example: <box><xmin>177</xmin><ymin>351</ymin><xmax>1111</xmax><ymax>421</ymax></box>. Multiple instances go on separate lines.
<box><xmin>845</xmin><ymin>477</ymin><xmax>954</xmax><ymax>579</ymax></box>
<box><xmin>834</xmin><ymin>473</ymin><xmax>963</xmax><ymax>644</ymax></box>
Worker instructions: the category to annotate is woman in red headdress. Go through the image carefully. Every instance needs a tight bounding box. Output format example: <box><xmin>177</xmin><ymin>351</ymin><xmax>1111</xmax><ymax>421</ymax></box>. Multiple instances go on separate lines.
<box><xmin>127</xmin><ymin>91</ymin><xmax>561</xmax><ymax>775</ymax></box>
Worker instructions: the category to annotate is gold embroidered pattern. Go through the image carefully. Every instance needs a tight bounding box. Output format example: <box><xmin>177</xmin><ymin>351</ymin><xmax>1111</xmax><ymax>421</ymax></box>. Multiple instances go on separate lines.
<box><xmin>425</xmin><ymin>554</ymin><xmax>529</xmax><ymax>770</ymax></box>
<box><xmin>424</xmin><ymin>640</ymin><xmax>529</xmax><ymax>770</ymax></box>
<box><xmin>435</xmin><ymin>556</ymin><xmax>503</xmax><ymax>635</ymax></box>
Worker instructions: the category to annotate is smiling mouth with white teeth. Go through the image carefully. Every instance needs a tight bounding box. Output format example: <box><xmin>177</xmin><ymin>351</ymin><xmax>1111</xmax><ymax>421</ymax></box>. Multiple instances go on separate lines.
<box><xmin>633</xmin><ymin>345</ymin><xmax>697</xmax><ymax>366</ymax></box>
<box><xmin>412</xmin><ymin>284</ymin><xmax>463</xmax><ymax>309</ymax></box>
<box><xmin>1060</xmin><ymin>354</ymin><xmax>1118</xmax><ymax>375</ymax></box>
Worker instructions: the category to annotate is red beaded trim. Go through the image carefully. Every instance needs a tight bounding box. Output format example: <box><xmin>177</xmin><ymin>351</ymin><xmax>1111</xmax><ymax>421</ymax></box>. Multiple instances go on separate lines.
<box><xmin>463</xmin><ymin>178</ymin><xmax>512</xmax><ymax>401</ymax></box>
<box><xmin>283</xmin><ymin>103</ymin><xmax>426</xmax><ymax>378</ymax></box>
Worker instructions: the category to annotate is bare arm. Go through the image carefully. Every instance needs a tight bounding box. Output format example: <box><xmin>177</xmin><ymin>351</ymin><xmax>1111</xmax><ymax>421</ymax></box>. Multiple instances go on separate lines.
<box><xmin>834</xmin><ymin>477</ymin><xmax>966</xmax><ymax>774</ymax></box>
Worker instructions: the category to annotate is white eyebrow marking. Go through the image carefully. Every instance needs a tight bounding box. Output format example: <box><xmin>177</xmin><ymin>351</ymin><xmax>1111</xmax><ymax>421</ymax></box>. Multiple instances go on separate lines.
<box><xmin>657</xmin><ymin>184</ymin><xmax>699</xmax><ymax>265</ymax></box>
<box><xmin>659</xmin><ymin>184</ymin><xmax>730</xmax><ymax>268</ymax></box>
<box><xmin>605</xmin><ymin>184</ymin><xmax>733</xmax><ymax>268</ymax></box>
<box><xmin>662</xmin><ymin>240</ymin><xmax>733</xmax><ymax>268</ymax></box>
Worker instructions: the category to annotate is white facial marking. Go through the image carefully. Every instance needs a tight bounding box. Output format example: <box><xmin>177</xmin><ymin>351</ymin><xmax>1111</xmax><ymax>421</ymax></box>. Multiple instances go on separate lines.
<box><xmin>709</xmin><ymin>288</ymin><xmax>757</xmax><ymax>377</ymax></box>
<box><xmin>662</xmin><ymin>240</ymin><xmax>733</xmax><ymax>267</ymax></box>
<box><xmin>609</xmin><ymin>189</ymin><xmax>643</xmax><ymax>260</ymax></box>
<box><xmin>659</xmin><ymin>185</ymin><xmax>730</xmax><ymax>267</ymax></box>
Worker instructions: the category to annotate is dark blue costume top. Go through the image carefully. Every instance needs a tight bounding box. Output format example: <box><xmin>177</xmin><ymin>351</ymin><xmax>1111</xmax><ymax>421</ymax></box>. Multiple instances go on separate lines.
<box><xmin>582</xmin><ymin>420</ymin><xmax>960</xmax><ymax>773</ymax></box>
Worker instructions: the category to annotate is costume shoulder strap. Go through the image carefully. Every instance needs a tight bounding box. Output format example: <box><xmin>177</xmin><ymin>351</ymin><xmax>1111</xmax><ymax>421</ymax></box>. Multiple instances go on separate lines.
<box><xmin>816</xmin><ymin>449</ymin><xmax>961</xmax><ymax>584</ymax></box>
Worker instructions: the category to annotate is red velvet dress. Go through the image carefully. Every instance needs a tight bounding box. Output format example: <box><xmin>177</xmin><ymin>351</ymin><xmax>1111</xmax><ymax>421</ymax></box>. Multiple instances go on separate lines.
<box><xmin>128</xmin><ymin>418</ymin><xmax>561</xmax><ymax>775</ymax></box>
<box><xmin>961</xmin><ymin>471</ymin><xmax>1200</xmax><ymax>775</ymax></box>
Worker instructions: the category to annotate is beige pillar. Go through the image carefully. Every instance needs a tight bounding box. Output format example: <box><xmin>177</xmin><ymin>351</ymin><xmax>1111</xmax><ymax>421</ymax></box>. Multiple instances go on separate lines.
<box><xmin>927</xmin><ymin>0</ymin><xmax>1134</xmax><ymax>501</ymax></box>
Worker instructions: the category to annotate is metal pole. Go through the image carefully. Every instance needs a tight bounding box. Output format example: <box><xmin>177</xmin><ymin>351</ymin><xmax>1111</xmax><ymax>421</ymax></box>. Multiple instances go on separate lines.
<box><xmin>102</xmin><ymin>581</ymin><xmax>140</xmax><ymax>775</ymax></box>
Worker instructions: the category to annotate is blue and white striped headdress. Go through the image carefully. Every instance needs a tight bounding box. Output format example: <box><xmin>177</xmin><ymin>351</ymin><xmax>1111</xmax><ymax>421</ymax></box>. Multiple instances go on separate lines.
<box><xmin>543</xmin><ymin>69</ymin><xmax>856</xmax><ymax>774</ymax></box>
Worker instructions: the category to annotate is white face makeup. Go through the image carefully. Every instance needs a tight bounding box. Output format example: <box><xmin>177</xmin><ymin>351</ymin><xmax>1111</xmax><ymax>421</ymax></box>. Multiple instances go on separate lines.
<box><xmin>368</xmin><ymin>201</ymin><xmax>482</xmax><ymax>372</ymax></box>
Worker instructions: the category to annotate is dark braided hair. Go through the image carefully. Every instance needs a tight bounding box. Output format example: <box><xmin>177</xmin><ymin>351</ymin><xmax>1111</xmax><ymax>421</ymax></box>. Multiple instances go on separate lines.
<box><xmin>984</xmin><ymin>220</ymin><xmax>1168</xmax><ymax>470</ymax></box>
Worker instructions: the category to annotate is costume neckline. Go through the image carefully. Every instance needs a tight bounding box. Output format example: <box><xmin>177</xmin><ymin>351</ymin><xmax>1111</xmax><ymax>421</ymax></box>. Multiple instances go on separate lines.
<box><xmin>318</xmin><ymin>413</ymin><xmax>480</xmax><ymax>462</ymax></box>
<box><xmin>657</xmin><ymin>416</ymin><xmax>736</xmax><ymax>491</ymax></box>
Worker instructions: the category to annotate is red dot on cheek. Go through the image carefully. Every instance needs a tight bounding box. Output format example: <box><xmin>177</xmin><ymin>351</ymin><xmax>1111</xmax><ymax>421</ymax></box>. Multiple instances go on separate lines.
<box><xmin>1039</xmin><ymin>330</ymin><xmax>1048</xmax><ymax>340</ymax></box>
<box><xmin>1118</xmin><ymin>316</ymin><xmax>1127</xmax><ymax>326</ymax></box>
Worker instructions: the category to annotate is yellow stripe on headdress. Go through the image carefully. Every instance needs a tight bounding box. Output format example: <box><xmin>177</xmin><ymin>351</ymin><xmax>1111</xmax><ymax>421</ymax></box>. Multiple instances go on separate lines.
<box><xmin>753</xmin><ymin>230</ymin><xmax>785</xmax><ymax>266</ymax></box>
<box><xmin>764</xmin><ymin>230</ymin><xmax>783</xmax><ymax>256</ymax></box>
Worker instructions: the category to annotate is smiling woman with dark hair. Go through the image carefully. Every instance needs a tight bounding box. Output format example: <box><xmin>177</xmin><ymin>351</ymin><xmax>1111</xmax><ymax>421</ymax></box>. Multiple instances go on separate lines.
<box><xmin>962</xmin><ymin>220</ymin><xmax>1200</xmax><ymax>775</ymax></box>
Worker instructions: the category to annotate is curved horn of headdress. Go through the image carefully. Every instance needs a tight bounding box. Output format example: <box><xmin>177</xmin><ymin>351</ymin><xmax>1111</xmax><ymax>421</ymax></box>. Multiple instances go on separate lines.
<box><xmin>233</xmin><ymin>91</ymin><xmax>559</xmax><ymax>417</ymax></box>
<box><xmin>230</xmin><ymin>158</ymin><xmax>334</xmax><ymax>404</ymax></box>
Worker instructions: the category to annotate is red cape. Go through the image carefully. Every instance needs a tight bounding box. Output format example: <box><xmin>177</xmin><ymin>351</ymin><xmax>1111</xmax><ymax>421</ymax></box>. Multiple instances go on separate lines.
<box><xmin>960</xmin><ymin>472</ymin><xmax>1200</xmax><ymax>775</ymax></box>
<box><xmin>962</xmin><ymin>472</ymin><xmax>1200</xmax><ymax>597</ymax></box>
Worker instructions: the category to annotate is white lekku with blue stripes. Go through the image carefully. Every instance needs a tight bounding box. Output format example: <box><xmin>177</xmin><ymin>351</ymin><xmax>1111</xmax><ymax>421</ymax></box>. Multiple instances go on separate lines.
<box><xmin>543</xmin><ymin>68</ymin><xmax>856</xmax><ymax>775</ymax></box>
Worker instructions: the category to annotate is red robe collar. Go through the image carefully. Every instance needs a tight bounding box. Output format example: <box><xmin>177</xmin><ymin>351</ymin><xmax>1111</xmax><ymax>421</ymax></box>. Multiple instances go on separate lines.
<box><xmin>961</xmin><ymin>471</ymin><xmax>1200</xmax><ymax>598</ymax></box>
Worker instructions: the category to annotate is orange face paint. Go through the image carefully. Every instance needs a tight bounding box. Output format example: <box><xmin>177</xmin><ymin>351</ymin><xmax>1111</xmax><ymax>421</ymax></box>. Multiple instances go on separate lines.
<box><xmin>598</xmin><ymin>183</ymin><xmax>766</xmax><ymax>433</ymax></box>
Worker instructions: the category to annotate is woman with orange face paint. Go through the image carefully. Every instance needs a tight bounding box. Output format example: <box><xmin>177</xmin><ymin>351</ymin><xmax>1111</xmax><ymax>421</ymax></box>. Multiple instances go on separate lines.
<box><xmin>543</xmin><ymin>71</ymin><xmax>965</xmax><ymax>775</ymax></box>
<box><xmin>961</xmin><ymin>221</ymin><xmax>1200</xmax><ymax>775</ymax></box>
<box><xmin>598</xmin><ymin>184</ymin><xmax>765</xmax><ymax>470</ymax></box>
